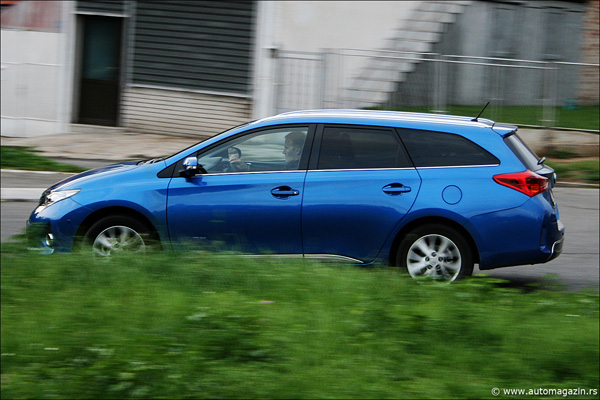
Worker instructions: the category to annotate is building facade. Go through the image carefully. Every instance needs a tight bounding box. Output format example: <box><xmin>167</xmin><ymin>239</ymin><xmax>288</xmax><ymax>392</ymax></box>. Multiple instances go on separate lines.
<box><xmin>1</xmin><ymin>1</ymin><xmax>597</xmax><ymax>138</ymax></box>
<box><xmin>2</xmin><ymin>0</ymin><xmax>257</xmax><ymax>137</ymax></box>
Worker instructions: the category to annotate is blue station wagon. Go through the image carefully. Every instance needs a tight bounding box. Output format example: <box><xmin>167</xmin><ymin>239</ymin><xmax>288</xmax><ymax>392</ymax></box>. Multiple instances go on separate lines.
<box><xmin>28</xmin><ymin>110</ymin><xmax>565</xmax><ymax>281</ymax></box>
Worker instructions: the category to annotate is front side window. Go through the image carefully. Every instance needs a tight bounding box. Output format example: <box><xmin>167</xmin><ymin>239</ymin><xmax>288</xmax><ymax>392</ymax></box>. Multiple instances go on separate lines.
<box><xmin>197</xmin><ymin>126</ymin><xmax>309</xmax><ymax>173</ymax></box>
<box><xmin>398</xmin><ymin>129</ymin><xmax>499</xmax><ymax>167</ymax></box>
<box><xmin>317</xmin><ymin>126</ymin><xmax>411</xmax><ymax>170</ymax></box>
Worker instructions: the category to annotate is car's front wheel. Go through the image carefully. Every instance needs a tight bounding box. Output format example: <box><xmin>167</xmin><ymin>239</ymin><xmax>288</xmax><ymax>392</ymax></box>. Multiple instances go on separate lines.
<box><xmin>396</xmin><ymin>224</ymin><xmax>473</xmax><ymax>282</ymax></box>
<box><xmin>83</xmin><ymin>215</ymin><xmax>152</xmax><ymax>257</ymax></box>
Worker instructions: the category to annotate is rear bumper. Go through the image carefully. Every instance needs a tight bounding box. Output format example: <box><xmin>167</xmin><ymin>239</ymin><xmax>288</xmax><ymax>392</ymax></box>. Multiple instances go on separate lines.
<box><xmin>546</xmin><ymin>220</ymin><xmax>565</xmax><ymax>262</ymax></box>
<box><xmin>471</xmin><ymin>195</ymin><xmax>565</xmax><ymax>270</ymax></box>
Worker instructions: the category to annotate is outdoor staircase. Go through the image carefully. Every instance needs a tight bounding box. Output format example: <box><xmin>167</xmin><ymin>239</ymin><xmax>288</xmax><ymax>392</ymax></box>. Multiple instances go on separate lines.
<box><xmin>345</xmin><ymin>0</ymin><xmax>472</xmax><ymax>108</ymax></box>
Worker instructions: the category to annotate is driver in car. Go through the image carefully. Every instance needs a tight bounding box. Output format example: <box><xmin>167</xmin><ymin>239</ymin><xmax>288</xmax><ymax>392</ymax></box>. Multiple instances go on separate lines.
<box><xmin>283</xmin><ymin>132</ymin><xmax>306</xmax><ymax>170</ymax></box>
<box><xmin>228</xmin><ymin>146</ymin><xmax>250</xmax><ymax>172</ymax></box>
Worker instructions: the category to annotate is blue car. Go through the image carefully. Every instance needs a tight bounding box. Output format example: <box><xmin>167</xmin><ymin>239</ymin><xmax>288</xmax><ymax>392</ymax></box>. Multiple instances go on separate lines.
<box><xmin>28</xmin><ymin>110</ymin><xmax>564</xmax><ymax>281</ymax></box>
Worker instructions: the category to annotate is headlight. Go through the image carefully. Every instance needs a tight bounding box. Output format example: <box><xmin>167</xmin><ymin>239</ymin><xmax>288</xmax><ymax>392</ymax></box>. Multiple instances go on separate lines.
<box><xmin>36</xmin><ymin>189</ymin><xmax>80</xmax><ymax>211</ymax></box>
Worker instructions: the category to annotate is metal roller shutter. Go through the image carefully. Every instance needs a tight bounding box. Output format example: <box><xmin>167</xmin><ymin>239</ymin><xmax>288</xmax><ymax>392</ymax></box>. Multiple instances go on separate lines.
<box><xmin>77</xmin><ymin>0</ymin><xmax>127</xmax><ymax>15</ymax></box>
<box><xmin>132</xmin><ymin>1</ymin><xmax>255</xmax><ymax>95</ymax></box>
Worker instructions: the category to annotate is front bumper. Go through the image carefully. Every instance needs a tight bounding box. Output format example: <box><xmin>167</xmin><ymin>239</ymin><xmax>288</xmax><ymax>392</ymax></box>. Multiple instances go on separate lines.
<box><xmin>26</xmin><ymin>220</ymin><xmax>55</xmax><ymax>255</ymax></box>
<box><xmin>26</xmin><ymin>198</ymin><xmax>91</xmax><ymax>254</ymax></box>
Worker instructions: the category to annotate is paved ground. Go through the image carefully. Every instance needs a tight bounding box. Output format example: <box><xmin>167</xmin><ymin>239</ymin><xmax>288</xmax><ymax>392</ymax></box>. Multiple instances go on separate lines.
<box><xmin>2</xmin><ymin>131</ymin><xmax>202</xmax><ymax>164</ymax></box>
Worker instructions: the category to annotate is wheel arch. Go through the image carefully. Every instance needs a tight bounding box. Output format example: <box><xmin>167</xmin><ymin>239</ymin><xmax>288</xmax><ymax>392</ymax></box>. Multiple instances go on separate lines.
<box><xmin>74</xmin><ymin>206</ymin><xmax>161</xmax><ymax>246</ymax></box>
<box><xmin>388</xmin><ymin>216</ymin><xmax>480</xmax><ymax>266</ymax></box>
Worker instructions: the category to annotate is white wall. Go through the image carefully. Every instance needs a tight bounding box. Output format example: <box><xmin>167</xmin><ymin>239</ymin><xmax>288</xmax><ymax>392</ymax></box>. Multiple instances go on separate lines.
<box><xmin>1</xmin><ymin>30</ymin><xmax>60</xmax><ymax>136</ymax></box>
<box><xmin>252</xmin><ymin>1</ymin><xmax>420</xmax><ymax>118</ymax></box>
<box><xmin>273</xmin><ymin>1</ymin><xmax>418</xmax><ymax>52</ymax></box>
<box><xmin>0</xmin><ymin>2</ymin><xmax>74</xmax><ymax>138</ymax></box>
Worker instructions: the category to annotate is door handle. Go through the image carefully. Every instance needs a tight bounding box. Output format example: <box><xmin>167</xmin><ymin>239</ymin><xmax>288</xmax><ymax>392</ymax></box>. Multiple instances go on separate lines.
<box><xmin>271</xmin><ymin>186</ymin><xmax>300</xmax><ymax>198</ymax></box>
<box><xmin>382</xmin><ymin>183</ymin><xmax>411</xmax><ymax>195</ymax></box>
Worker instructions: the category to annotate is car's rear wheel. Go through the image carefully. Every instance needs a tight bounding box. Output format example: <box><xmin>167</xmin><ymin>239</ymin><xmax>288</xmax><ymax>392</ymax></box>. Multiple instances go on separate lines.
<box><xmin>83</xmin><ymin>215</ymin><xmax>151</xmax><ymax>257</ymax></box>
<box><xmin>397</xmin><ymin>224</ymin><xmax>473</xmax><ymax>282</ymax></box>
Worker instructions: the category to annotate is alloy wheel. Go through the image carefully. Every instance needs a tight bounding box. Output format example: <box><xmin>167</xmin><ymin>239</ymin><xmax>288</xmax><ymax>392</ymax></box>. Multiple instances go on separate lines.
<box><xmin>92</xmin><ymin>225</ymin><xmax>146</xmax><ymax>257</ymax></box>
<box><xmin>406</xmin><ymin>234</ymin><xmax>462</xmax><ymax>281</ymax></box>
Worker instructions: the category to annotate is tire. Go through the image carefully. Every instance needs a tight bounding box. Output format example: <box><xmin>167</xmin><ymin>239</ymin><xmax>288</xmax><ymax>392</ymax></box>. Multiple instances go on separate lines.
<box><xmin>83</xmin><ymin>215</ymin><xmax>153</xmax><ymax>257</ymax></box>
<box><xmin>396</xmin><ymin>224</ymin><xmax>473</xmax><ymax>282</ymax></box>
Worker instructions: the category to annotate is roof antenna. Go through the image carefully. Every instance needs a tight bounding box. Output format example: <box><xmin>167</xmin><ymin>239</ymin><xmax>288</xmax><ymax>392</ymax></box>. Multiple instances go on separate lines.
<box><xmin>472</xmin><ymin>102</ymin><xmax>490</xmax><ymax>122</ymax></box>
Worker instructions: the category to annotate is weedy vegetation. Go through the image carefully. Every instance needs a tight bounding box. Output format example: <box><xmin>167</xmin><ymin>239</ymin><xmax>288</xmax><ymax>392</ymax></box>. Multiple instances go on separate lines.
<box><xmin>1</xmin><ymin>146</ymin><xmax>86</xmax><ymax>173</ymax></box>
<box><xmin>546</xmin><ymin>159</ymin><xmax>599</xmax><ymax>184</ymax></box>
<box><xmin>1</xmin><ymin>238</ymin><xmax>598</xmax><ymax>399</ymax></box>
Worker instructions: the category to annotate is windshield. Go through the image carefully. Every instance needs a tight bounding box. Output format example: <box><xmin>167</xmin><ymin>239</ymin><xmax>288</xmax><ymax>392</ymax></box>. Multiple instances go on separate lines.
<box><xmin>165</xmin><ymin>121</ymin><xmax>253</xmax><ymax>160</ymax></box>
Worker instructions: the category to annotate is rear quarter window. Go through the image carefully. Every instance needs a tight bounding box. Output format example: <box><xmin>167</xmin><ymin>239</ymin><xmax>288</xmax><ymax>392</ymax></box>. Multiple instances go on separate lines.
<box><xmin>397</xmin><ymin>129</ymin><xmax>499</xmax><ymax>167</ymax></box>
<box><xmin>504</xmin><ymin>133</ymin><xmax>543</xmax><ymax>172</ymax></box>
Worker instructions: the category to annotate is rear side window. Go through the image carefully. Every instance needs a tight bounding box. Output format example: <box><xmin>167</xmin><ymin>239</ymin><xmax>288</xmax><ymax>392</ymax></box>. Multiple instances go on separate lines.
<box><xmin>398</xmin><ymin>129</ymin><xmax>499</xmax><ymax>167</ymax></box>
<box><xmin>317</xmin><ymin>126</ymin><xmax>411</xmax><ymax>170</ymax></box>
<box><xmin>504</xmin><ymin>133</ymin><xmax>543</xmax><ymax>172</ymax></box>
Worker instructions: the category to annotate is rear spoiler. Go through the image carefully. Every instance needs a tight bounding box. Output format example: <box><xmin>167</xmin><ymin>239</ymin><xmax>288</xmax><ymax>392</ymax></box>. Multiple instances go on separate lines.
<box><xmin>491</xmin><ymin>123</ymin><xmax>518</xmax><ymax>138</ymax></box>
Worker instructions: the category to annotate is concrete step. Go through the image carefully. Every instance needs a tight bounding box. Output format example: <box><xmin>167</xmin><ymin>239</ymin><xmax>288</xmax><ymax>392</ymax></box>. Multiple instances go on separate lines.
<box><xmin>69</xmin><ymin>124</ymin><xmax>130</xmax><ymax>134</ymax></box>
<box><xmin>348</xmin><ymin>1</ymin><xmax>471</xmax><ymax>108</ymax></box>
<box><xmin>391</xmin><ymin>30</ymin><xmax>442</xmax><ymax>43</ymax></box>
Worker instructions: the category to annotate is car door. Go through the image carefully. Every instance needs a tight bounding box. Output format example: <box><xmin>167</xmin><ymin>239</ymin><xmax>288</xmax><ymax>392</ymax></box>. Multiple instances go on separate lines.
<box><xmin>166</xmin><ymin>125</ymin><xmax>313</xmax><ymax>254</ymax></box>
<box><xmin>302</xmin><ymin>125</ymin><xmax>421</xmax><ymax>263</ymax></box>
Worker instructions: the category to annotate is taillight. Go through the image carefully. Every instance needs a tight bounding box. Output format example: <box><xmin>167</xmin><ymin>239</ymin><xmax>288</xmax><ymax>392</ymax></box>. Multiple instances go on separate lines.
<box><xmin>493</xmin><ymin>170</ymin><xmax>549</xmax><ymax>197</ymax></box>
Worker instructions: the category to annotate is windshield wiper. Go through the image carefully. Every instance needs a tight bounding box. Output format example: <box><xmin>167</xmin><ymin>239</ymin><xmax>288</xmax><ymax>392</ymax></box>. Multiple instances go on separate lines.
<box><xmin>137</xmin><ymin>157</ymin><xmax>167</xmax><ymax>166</ymax></box>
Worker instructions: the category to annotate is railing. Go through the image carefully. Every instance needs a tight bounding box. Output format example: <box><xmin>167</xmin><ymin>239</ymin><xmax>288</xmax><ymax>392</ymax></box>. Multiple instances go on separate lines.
<box><xmin>274</xmin><ymin>48</ymin><xmax>599</xmax><ymax>131</ymax></box>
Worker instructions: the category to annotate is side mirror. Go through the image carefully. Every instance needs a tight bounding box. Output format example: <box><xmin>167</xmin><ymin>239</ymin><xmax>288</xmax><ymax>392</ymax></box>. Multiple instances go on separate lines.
<box><xmin>180</xmin><ymin>156</ymin><xmax>200</xmax><ymax>177</ymax></box>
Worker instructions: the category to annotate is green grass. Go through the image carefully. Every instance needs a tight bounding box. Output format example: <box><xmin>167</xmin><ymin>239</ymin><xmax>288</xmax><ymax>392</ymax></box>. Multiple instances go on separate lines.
<box><xmin>554</xmin><ymin>106</ymin><xmax>600</xmax><ymax>131</ymax></box>
<box><xmin>2</xmin><ymin>245</ymin><xmax>598</xmax><ymax>399</ymax></box>
<box><xmin>1</xmin><ymin>146</ymin><xmax>86</xmax><ymax>173</ymax></box>
<box><xmin>371</xmin><ymin>105</ymin><xmax>600</xmax><ymax>131</ymax></box>
<box><xmin>547</xmin><ymin>159</ymin><xmax>600</xmax><ymax>184</ymax></box>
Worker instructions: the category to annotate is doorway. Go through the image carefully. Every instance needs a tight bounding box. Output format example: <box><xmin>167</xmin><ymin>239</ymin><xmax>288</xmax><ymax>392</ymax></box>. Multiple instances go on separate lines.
<box><xmin>77</xmin><ymin>15</ymin><xmax>122</xmax><ymax>126</ymax></box>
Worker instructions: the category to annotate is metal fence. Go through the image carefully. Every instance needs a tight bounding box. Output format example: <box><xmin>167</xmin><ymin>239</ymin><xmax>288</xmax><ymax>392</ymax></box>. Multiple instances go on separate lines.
<box><xmin>274</xmin><ymin>48</ymin><xmax>599</xmax><ymax>131</ymax></box>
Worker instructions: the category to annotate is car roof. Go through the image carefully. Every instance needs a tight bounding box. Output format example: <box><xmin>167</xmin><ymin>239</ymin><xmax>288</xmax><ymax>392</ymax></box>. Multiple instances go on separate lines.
<box><xmin>165</xmin><ymin>109</ymin><xmax>518</xmax><ymax>166</ymax></box>
<box><xmin>254</xmin><ymin>109</ymin><xmax>499</xmax><ymax>130</ymax></box>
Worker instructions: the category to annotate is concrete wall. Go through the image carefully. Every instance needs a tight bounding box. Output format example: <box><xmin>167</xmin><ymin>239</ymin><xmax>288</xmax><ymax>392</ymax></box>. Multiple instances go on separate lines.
<box><xmin>122</xmin><ymin>86</ymin><xmax>252</xmax><ymax>137</ymax></box>
<box><xmin>271</xmin><ymin>1</ymin><xmax>419</xmax><ymax>52</ymax></box>
<box><xmin>577</xmin><ymin>0</ymin><xmax>599</xmax><ymax>105</ymax></box>
<box><xmin>0</xmin><ymin>1</ymin><xmax>73</xmax><ymax>137</ymax></box>
<box><xmin>1</xmin><ymin>30</ymin><xmax>60</xmax><ymax>136</ymax></box>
